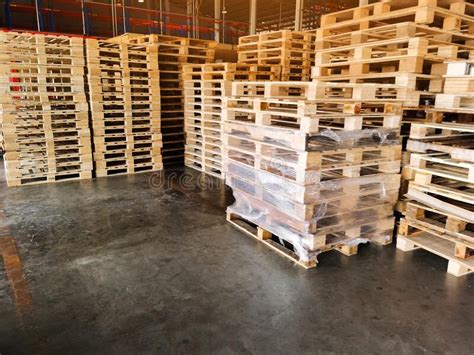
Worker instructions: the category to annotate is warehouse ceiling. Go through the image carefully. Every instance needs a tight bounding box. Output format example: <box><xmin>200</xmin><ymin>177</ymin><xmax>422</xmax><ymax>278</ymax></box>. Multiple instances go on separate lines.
<box><xmin>169</xmin><ymin>0</ymin><xmax>359</xmax><ymax>30</ymax></box>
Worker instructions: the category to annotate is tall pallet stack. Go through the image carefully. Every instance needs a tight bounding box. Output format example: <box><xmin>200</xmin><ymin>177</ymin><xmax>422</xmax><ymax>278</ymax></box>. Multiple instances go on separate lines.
<box><xmin>182</xmin><ymin>63</ymin><xmax>280</xmax><ymax>178</ymax></box>
<box><xmin>238</xmin><ymin>30</ymin><xmax>316</xmax><ymax>81</ymax></box>
<box><xmin>397</xmin><ymin>61</ymin><xmax>474</xmax><ymax>276</ymax></box>
<box><xmin>313</xmin><ymin>0</ymin><xmax>474</xmax><ymax>208</ymax></box>
<box><xmin>109</xmin><ymin>34</ymin><xmax>217</xmax><ymax>165</ymax></box>
<box><xmin>86</xmin><ymin>39</ymin><xmax>162</xmax><ymax>177</ymax></box>
<box><xmin>223</xmin><ymin>81</ymin><xmax>402</xmax><ymax>267</ymax></box>
<box><xmin>0</xmin><ymin>32</ymin><xmax>92</xmax><ymax>186</ymax></box>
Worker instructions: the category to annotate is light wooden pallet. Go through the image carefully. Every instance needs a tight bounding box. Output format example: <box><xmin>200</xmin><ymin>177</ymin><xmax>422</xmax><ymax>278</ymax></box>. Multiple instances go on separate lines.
<box><xmin>315</xmin><ymin>21</ymin><xmax>474</xmax><ymax>53</ymax></box>
<box><xmin>224</xmin><ymin>97</ymin><xmax>401</xmax><ymax>134</ymax></box>
<box><xmin>318</xmin><ymin>0</ymin><xmax>474</xmax><ymax>37</ymax></box>
<box><xmin>224</xmin><ymin>158</ymin><xmax>402</xmax><ymax>205</ymax></box>
<box><xmin>227</xmin><ymin>170</ymin><xmax>399</xmax><ymax>225</ymax></box>
<box><xmin>435</xmin><ymin>94</ymin><xmax>474</xmax><ymax>112</ymax></box>
<box><xmin>404</xmin><ymin>200</ymin><xmax>473</xmax><ymax>248</ymax></box>
<box><xmin>311</xmin><ymin>34</ymin><xmax>467</xmax><ymax>107</ymax></box>
<box><xmin>397</xmin><ymin>218</ymin><xmax>474</xmax><ymax>277</ymax></box>
<box><xmin>407</xmin><ymin>119</ymin><xmax>474</xmax><ymax>162</ymax></box>
<box><xmin>224</xmin><ymin>143</ymin><xmax>401</xmax><ymax>185</ymax></box>
<box><xmin>227</xmin><ymin>209</ymin><xmax>394</xmax><ymax>269</ymax></box>
<box><xmin>223</xmin><ymin>120</ymin><xmax>397</xmax><ymax>153</ymax></box>
<box><xmin>398</xmin><ymin>107</ymin><xmax>474</xmax><ymax>212</ymax></box>
<box><xmin>230</xmin><ymin>81</ymin><xmax>402</xmax><ymax>102</ymax></box>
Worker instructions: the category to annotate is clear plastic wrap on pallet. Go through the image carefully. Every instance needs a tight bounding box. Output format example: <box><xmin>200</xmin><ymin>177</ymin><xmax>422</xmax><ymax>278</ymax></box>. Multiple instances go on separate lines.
<box><xmin>224</xmin><ymin>122</ymin><xmax>401</xmax><ymax>152</ymax></box>
<box><xmin>224</xmin><ymin>159</ymin><xmax>401</xmax><ymax>204</ymax></box>
<box><xmin>312</xmin><ymin>128</ymin><xmax>400</xmax><ymax>151</ymax></box>
<box><xmin>228</xmin><ymin>190</ymin><xmax>395</xmax><ymax>263</ymax></box>
<box><xmin>226</xmin><ymin>173</ymin><xmax>398</xmax><ymax>224</ymax></box>
<box><xmin>227</xmin><ymin>178</ymin><xmax>396</xmax><ymax>234</ymax></box>
<box><xmin>224</xmin><ymin>148</ymin><xmax>401</xmax><ymax>185</ymax></box>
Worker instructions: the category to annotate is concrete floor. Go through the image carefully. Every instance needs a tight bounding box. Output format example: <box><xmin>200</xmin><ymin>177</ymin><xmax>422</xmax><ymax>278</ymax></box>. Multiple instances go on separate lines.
<box><xmin>0</xmin><ymin>162</ymin><xmax>472</xmax><ymax>354</ymax></box>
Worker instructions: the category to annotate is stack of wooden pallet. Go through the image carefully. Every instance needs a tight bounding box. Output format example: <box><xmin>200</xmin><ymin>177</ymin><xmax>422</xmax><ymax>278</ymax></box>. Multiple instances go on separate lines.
<box><xmin>397</xmin><ymin>61</ymin><xmax>474</xmax><ymax>276</ymax></box>
<box><xmin>314</xmin><ymin>1</ymin><xmax>474</xmax><ymax>106</ymax></box>
<box><xmin>0</xmin><ymin>32</ymin><xmax>92</xmax><ymax>186</ymax></box>
<box><xmin>238</xmin><ymin>30</ymin><xmax>316</xmax><ymax>81</ymax></box>
<box><xmin>182</xmin><ymin>63</ymin><xmax>280</xmax><ymax>178</ymax></box>
<box><xmin>109</xmin><ymin>34</ymin><xmax>217</xmax><ymax>165</ymax></box>
<box><xmin>86</xmin><ymin>39</ymin><xmax>162</xmax><ymax>177</ymax></box>
<box><xmin>313</xmin><ymin>0</ymin><xmax>474</xmax><ymax>208</ymax></box>
<box><xmin>223</xmin><ymin>81</ymin><xmax>402</xmax><ymax>267</ymax></box>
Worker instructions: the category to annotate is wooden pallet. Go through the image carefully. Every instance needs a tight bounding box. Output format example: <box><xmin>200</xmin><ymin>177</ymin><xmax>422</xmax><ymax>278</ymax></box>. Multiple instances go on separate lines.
<box><xmin>397</xmin><ymin>218</ymin><xmax>474</xmax><ymax>277</ymax></box>
<box><xmin>227</xmin><ymin>209</ymin><xmax>394</xmax><ymax>269</ymax></box>
<box><xmin>227</xmin><ymin>170</ymin><xmax>399</xmax><ymax>223</ymax></box>
<box><xmin>182</xmin><ymin>63</ymin><xmax>281</xmax><ymax>82</ymax></box>
<box><xmin>435</xmin><ymin>94</ymin><xmax>474</xmax><ymax>112</ymax></box>
<box><xmin>410</xmin><ymin>152</ymin><xmax>474</xmax><ymax>184</ymax></box>
<box><xmin>224</xmin><ymin>158</ymin><xmax>402</xmax><ymax>205</ymax></box>
<box><xmin>224</xmin><ymin>129</ymin><xmax>401</xmax><ymax>167</ymax></box>
<box><xmin>405</xmin><ymin>201</ymin><xmax>473</xmax><ymax>246</ymax></box>
<box><xmin>319</xmin><ymin>0</ymin><xmax>474</xmax><ymax>37</ymax></box>
<box><xmin>312</xmin><ymin>31</ymin><xmax>467</xmax><ymax>107</ymax></box>
<box><xmin>407</xmin><ymin>120</ymin><xmax>474</xmax><ymax>162</ymax></box>
<box><xmin>314</xmin><ymin>37</ymin><xmax>453</xmax><ymax>76</ymax></box>
<box><xmin>224</xmin><ymin>142</ymin><xmax>401</xmax><ymax>185</ymax></box>
<box><xmin>223</xmin><ymin>120</ymin><xmax>399</xmax><ymax>153</ymax></box>
<box><xmin>230</xmin><ymin>81</ymin><xmax>402</xmax><ymax>102</ymax></box>
<box><xmin>224</xmin><ymin>97</ymin><xmax>401</xmax><ymax>134</ymax></box>
<box><xmin>315</xmin><ymin>21</ymin><xmax>474</xmax><ymax>53</ymax></box>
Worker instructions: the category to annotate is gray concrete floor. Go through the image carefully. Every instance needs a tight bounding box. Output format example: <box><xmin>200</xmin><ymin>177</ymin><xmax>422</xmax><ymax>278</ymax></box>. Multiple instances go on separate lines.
<box><xmin>0</xmin><ymin>161</ymin><xmax>472</xmax><ymax>354</ymax></box>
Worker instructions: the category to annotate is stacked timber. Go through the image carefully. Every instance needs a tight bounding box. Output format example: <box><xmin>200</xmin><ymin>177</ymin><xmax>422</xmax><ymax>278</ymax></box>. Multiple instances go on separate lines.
<box><xmin>223</xmin><ymin>81</ymin><xmax>402</xmax><ymax>268</ymax></box>
<box><xmin>397</xmin><ymin>61</ymin><xmax>474</xmax><ymax>276</ymax></box>
<box><xmin>182</xmin><ymin>63</ymin><xmax>280</xmax><ymax>178</ymax></box>
<box><xmin>86</xmin><ymin>39</ymin><xmax>162</xmax><ymax>177</ymax></box>
<box><xmin>109</xmin><ymin>33</ymin><xmax>216</xmax><ymax>165</ymax></box>
<box><xmin>313</xmin><ymin>0</ymin><xmax>474</xmax><ymax>209</ymax></box>
<box><xmin>0</xmin><ymin>32</ymin><xmax>92</xmax><ymax>186</ymax></box>
<box><xmin>238</xmin><ymin>30</ymin><xmax>316</xmax><ymax>81</ymax></box>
